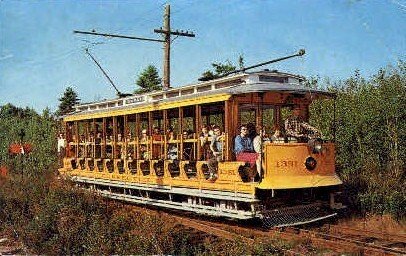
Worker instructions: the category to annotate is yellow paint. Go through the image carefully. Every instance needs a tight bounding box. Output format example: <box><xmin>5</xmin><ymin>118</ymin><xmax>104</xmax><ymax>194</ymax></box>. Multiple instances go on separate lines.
<box><xmin>60</xmin><ymin>159</ymin><xmax>256</xmax><ymax>195</ymax></box>
<box><xmin>258</xmin><ymin>143</ymin><xmax>342</xmax><ymax>189</ymax></box>
<box><xmin>59</xmin><ymin>143</ymin><xmax>341</xmax><ymax>195</ymax></box>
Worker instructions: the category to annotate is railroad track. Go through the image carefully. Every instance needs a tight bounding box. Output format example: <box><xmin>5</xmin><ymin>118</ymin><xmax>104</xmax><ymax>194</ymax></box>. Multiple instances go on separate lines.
<box><xmin>171</xmin><ymin>214</ymin><xmax>405</xmax><ymax>255</ymax></box>
<box><xmin>125</xmin><ymin>202</ymin><xmax>405</xmax><ymax>255</ymax></box>
<box><xmin>322</xmin><ymin>224</ymin><xmax>406</xmax><ymax>255</ymax></box>
<box><xmin>170</xmin><ymin>215</ymin><xmax>302</xmax><ymax>255</ymax></box>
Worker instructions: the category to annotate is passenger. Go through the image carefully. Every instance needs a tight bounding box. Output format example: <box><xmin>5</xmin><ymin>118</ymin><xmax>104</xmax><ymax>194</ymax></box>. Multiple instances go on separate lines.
<box><xmin>246</xmin><ymin>122</ymin><xmax>257</xmax><ymax>141</ymax></box>
<box><xmin>106</xmin><ymin>135</ymin><xmax>113</xmax><ymax>143</ymax></box>
<box><xmin>95</xmin><ymin>132</ymin><xmax>102</xmax><ymax>158</ymax></box>
<box><xmin>106</xmin><ymin>144</ymin><xmax>113</xmax><ymax>158</ymax></box>
<box><xmin>166</xmin><ymin>126</ymin><xmax>178</xmax><ymax>160</ymax></box>
<box><xmin>235</xmin><ymin>125</ymin><xmax>258</xmax><ymax>180</ymax></box>
<box><xmin>253</xmin><ymin>127</ymin><xmax>266</xmax><ymax>180</ymax></box>
<box><xmin>88</xmin><ymin>132</ymin><xmax>94</xmax><ymax>143</ymax></box>
<box><xmin>140</xmin><ymin>129</ymin><xmax>148</xmax><ymax>143</ymax></box>
<box><xmin>199</xmin><ymin>125</ymin><xmax>212</xmax><ymax>160</ymax></box>
<box><xmin>285</xmin><ymin>106</ymin><xmax>321</xmax><ymax>142</ymax></box>
<box><xmin>95</xmin><ymin>132</ymin><xmax>102</xmax><ymax>144</ymax></box>
<box><xmin>86</xmin><ymin>133</ymin><xmax>94</xmax><ymax>157</ymax></box>
<box><xmin>166</xmin><ymin>126</ymin><xmax>175</xmax><ymax>141</ymax></box>
<box><xmin>270</xmin><ymin>129</ymin><xmax>284</xmax><ymax>143</ymax></box>
<box><xmin>57</xmin><ymin>133</ymin><xmax>66</xmax><ymax>166</ymax></box>
<box><xmin>127</xmin><ymin>146</ymin><xmax>134</xmax><ymax>160</ymax></box>
<box><xmin>152</xmin><ymin>126</ymin><xmax>162</xmax><ymax>159</ymax></box>
<box><xmin>115</xmin><ymin>144</ymin><xmax>124</xmax><ymax>159</ymax></box>
<box><xmin>117</xmin><ymin>133</ymin><xmax>123</xmax><ymax>142</ymax></box>
<box><xmin>167</xmin><ymin>144</ymin><xmax>178</xmax><ymax>160</ymax></box>
<box><xmin>140</xmin><ymin>144</ymin><xmax>150</xmax><ymax>160</ymax></box>
<box><xmin>234</xmin><ymin>125</ymin><xmax>254</xmax><ymax>155</ymax></box>
<box><xmin>106</xmin><ymin>121</ymin><xmax>113</xmax><ymax>138</ymax></box>
<box><xmin>208</xmin><ymin>123</ymin><xmax>215</xmax><ymax>136</ymax></box>
<box><xmin>187</xmin><ymin>129</ymin><xmax>194</xmax><ymax>139</ymax></box>
<box><xmin>152</xmin><ymin>126</ymin><xmax>161</xmax><ymax>139</ymax></box>
<box><xmin>79</xmin><ymin>134</ymin><xmax>85</xmax><ymax>143</ymax></box>
<box><xmin>182</xmin><ymin>130</ymin><xmax>194</xmax><ymax>160</ymax></box>
<box><xmin>208</xmin><ymin>125</ymin><xmax>224</xmax><ymax>181</ymax></box>
<box><xmin>126</xmin><ymin>131</ymin><xmax>132</xmax><ymax>142</ymax></box>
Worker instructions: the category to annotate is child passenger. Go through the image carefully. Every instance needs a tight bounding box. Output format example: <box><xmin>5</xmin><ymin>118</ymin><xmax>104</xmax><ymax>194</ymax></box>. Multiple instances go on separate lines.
<box><xmin>199</xmin><ymin>125</ymin><xmax>212</xmax><ymax>160</ymax></box>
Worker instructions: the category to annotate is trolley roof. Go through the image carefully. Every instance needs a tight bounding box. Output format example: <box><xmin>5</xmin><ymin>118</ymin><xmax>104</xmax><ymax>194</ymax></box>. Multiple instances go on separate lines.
<box><xmin>63</xmin><ymin>71</ymin><xmax>334</xmax><ymax>121</ymax></box>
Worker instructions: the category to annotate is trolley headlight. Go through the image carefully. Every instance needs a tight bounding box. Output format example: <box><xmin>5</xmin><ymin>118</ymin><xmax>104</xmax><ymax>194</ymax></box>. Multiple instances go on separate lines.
<box><xmin>308</xmin><ymin>138</ymin><xmax>323</xmax><ymax>154</ymax></box>
<box><xmin>305</xmin><ymin>157</ymin><xmax>317</xmax><ymax>171</ymax></box>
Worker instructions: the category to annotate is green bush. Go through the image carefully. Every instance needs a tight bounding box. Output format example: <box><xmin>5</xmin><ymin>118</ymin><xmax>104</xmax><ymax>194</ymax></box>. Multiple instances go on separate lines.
<box><xmin>309</xmin><ymin>62</ymin><xmax>406</xmax><ymax>219</ymax></box>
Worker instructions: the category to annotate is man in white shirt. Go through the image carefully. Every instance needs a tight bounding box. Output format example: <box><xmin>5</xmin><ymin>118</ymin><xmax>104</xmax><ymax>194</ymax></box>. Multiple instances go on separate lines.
<box><xmin>57</xmin><ymin>133</ymin><xmax>66</xmax><ymax>166</ymax></box>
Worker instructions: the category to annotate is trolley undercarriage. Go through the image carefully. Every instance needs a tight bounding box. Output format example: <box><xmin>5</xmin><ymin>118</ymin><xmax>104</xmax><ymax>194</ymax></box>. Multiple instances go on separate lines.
<box><xmin>72</xmin><ymin>176</ymin><xmax>340</xmax><ymax>226</ymax></box>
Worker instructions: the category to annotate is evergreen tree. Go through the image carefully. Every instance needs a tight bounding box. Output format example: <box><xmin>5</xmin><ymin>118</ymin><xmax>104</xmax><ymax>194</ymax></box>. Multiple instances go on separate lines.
<box><xmin>134</xmin><ymin>65</ymin><xmax>162</xmax><ymax>94</ymax></box>
<box><xmin>199</xmin><ymin>55</ymin><xmax>244</xmax><ymax>81</ymax></box>
<box><xmin>57</xmin><ymin>87</ymin><xmax>80</xmax><ymax>116</ymax></box>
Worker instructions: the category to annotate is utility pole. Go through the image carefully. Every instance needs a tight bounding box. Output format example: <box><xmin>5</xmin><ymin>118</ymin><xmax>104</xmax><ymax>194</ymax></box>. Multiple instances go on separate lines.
<box><xmin>163</xmin><ymin>5</ymin><xmax>171</xmax><ymax>89</ymax></box>
<box><xmin>74</xmin><ymin>4</ymin><xmax>195</xmax><ymax>91</ymax></box>
<box><xmin>154</xmin><ymin>4</ymin><xmax>195</xmax><ymax>88</ymax></box>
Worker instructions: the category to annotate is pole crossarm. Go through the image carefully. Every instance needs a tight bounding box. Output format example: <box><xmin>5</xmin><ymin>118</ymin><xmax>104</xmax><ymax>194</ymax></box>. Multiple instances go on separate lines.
<box><xmin>74</xmin><ymin>30</ymin><xmax>165</xmax><ymax>43</ymax></box>
<box><xmin>153</xmin><ymin>29</ymin><xmax>195</xmax><ymax>37</ymax></box>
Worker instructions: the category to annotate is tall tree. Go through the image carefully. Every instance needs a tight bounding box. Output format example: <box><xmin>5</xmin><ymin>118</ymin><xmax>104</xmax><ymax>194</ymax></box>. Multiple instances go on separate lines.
<box><xmin>135</xmin><ymin>65</ymin><xmax>162</xmax><ymax>94</ymax></box>
<box><xmin>57</xmin><ymin>87</ymin><xmax>80</xmax><ymax>116</ymax></box>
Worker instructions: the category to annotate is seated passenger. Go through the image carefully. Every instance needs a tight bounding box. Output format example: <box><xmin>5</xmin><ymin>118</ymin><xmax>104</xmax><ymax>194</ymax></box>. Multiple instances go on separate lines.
<box><xmin>285</xmin><ymin>106</ymin><xmax>321</xmax><ymax>142</ymax></box>
<box><xmin>166</xmin><ymin>127</ymin><xmax>175</xmax><ymax>141</ymax></box>
<box><xmin>107</xmin><ymin>135</ymin><xmax>113</xmax><ymax>143</ymax></box>
<box><xmin>166</xmin><ymin>126</ymin><xmax>178</xmax><ymax>159</ymax></box>
<box><xmin>235</xmin><ymin>125</ymin><xmax>258</xmax><ymax>175</ymax></box>
<box><xmin>86</xmin><ymin>133</ymin><xmax>94</xmax><ymax>157</ymax></box>
<box><xmin>152</xmin><ymin>126</ymin><xmax>162</xmax><ymax>159</ymax></box>
<box><xmin>182</xmin><ymin>130</ymin><xmax>194</xmax><ymax>160</ymax></box>
<box><xmin>167</xmin><ymin>144</ymin><xmax>178</xmax><ymax>160</ymax></box>
<box><xmin>140</xmin><ymin>144</ymin><xmax>150</xmax><ymax>160</ymax></box>
<box><xmin>95</xmin><ymin>132</ymin><xmax>102</xmax><ymax>158</ymax></box>
<box><xmin>126</xmin><ymin>132</ymin><xmax>132</xmax><ymax>142</ymax></box>
<box><xmin>208</xmin><ymin>126</ymin><xmax>224</xmax><ymax>181</ymax></box>
<box><xmin>234</xmin><ymin>125</ymin><xmax>254</xmax><ymax>155</ymax></box>
<box><xmin>152</xmin><ymin>127</ymin><xmax>161</xmax><ymax>140</ymax></box>
<box><xmin>270</xmin><ymin>129</ymin><xmax>284</xmax><ymax>143</ymax></box>
<box><xmin>187</xmin><ymin>129</ymin><xmax>194</xmax><ymax>139</ymax></box>
<box><xmin>140</xmin><ymin>129</ymin><xmax>148</xmax><ymax>143</ymax></box>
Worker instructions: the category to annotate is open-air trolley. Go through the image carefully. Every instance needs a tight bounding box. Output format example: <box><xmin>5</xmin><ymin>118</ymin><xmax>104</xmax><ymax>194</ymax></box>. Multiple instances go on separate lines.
<box><xmin>59</xmin><ymin>69</ymin><xmax>344</xmax><ymax>227</ymax></box>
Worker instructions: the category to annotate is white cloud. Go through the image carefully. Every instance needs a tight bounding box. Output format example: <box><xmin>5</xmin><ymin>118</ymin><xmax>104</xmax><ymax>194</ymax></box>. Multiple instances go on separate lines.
<box><xmin>0</xmin><ymin>54</ymin><xmax>14</xmax><ymax>61</ymax></box>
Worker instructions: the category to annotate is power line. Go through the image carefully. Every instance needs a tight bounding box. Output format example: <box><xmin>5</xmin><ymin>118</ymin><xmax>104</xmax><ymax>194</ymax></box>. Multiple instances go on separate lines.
<box><xmin>74</xmin><ymin>4</ymin><xmax>196</xmax><ymax>90</ymax></box>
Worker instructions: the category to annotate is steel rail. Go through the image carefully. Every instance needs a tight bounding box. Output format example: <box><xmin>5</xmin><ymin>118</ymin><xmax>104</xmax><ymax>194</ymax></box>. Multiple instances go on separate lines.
<box><xmin>294</xmin><ymin>228</ymin><xmax>405</xmax><ymax>255</ymax></box>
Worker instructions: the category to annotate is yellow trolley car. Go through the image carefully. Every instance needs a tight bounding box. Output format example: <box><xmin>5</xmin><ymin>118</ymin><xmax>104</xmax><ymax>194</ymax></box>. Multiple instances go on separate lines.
<box><xmin>59</xmin><ymin>70</ymin><xmax>343</xmax><ymax>227</ymax></box>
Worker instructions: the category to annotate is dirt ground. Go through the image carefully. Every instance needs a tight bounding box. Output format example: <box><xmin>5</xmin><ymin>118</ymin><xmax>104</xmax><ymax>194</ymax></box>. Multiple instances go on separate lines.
<box><xmin>338</xmin><ymin>214</ymin><xmax>406</xmax><ymax>235</ymax></box>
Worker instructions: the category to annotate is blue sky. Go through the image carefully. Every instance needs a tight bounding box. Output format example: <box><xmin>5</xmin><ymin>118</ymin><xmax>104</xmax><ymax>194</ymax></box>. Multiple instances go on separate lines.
<box><xmin>0</xmin><ymin>0</ymin><xmax>405</xmax><ymax>112</ymax></box>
